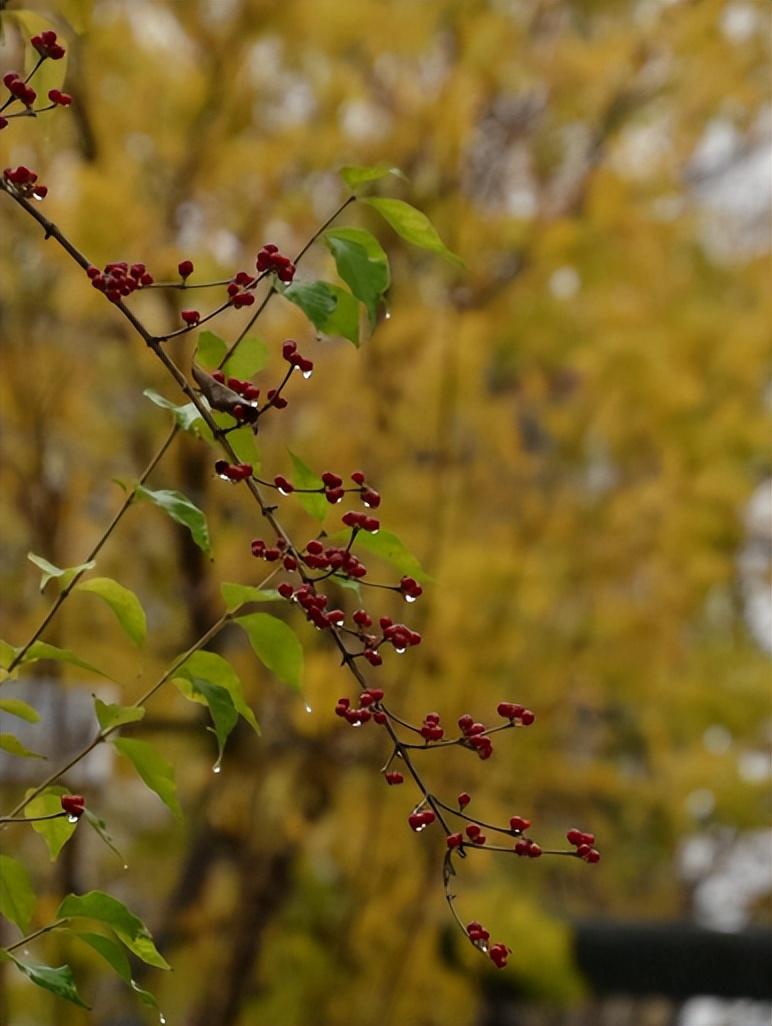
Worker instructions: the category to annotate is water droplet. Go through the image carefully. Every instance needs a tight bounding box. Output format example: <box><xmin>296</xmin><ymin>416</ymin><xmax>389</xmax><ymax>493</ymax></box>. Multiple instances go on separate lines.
<box><xmin>478</xmin><ymin>940</ymin><xmax>488</xmax><ymax>954</ymax></box>
<box><xmin>415</xmin><ymin>823</ymin><xmax>427</xmax><ymax>832</ymax></box>
<box><xmin>404</xmin><ymin>594</ymin><xmax>417</xmax><ymax>603</ymax></box>
<box><xmin>123</xmin><ymin>863</ymin><xmax>129</xmax><ymax>871</ymax></box>
<box><xmin>212</xmin><ymin>764</ymin><xmax>222</xmax><ymax>774</ymax></box>
<box><xmin>302</xmin><ymin>369</ymin><xmax>313</xmax><ymax>380</ymax></box>
<box><xmin>384</xmin><ymin>309</ymin><xmax>391</xmax><ymax>320</ymax></box>
<box><xmin>304</xmin><ymin>703</ymin><xmax>313</xmax><ymax>714</ymax></box>
<box><xmin>278</xmin><ymin>486</ymin><xmax>291</xmax><ymax>496</ymax></box>
<box><xmin>395</xmin><ymin>646</ymin><xmax>406</xmax><ymax>655</ymax></box>
<box><xmin>159</xmin><ymin>1015</ymin><xmax>167</xmax><ymax>1025</ymax></box>
<box><xmin>363</xmin><ymin>498</ymin><xmax>374</xmax><ymax>508</ymax></box>
<box><xmin>67</xmin><ymin>814</ymin><xmax>79</xmax><ymax>823</ymax></box>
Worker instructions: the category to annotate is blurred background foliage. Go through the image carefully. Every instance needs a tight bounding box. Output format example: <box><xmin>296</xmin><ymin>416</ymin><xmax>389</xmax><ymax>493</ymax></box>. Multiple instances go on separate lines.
<box><xmin>0</xmin><ymin>0</ymin><xmax>770</xmax><ymax>1024</ymax></box>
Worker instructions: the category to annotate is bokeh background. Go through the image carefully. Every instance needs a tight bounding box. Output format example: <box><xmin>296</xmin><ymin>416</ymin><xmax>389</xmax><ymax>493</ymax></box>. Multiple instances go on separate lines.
<box><xmin>0</xmin><ymin>1</ymin><xmax>770</xmax><ymax>1024</ymax></box>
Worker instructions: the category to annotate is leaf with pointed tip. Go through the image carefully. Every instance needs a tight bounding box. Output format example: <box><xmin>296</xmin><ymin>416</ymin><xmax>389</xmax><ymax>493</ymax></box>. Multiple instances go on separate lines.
<box><xmin>25</xmin><ymin>789</ymin><xmax>77</xmax><ymax>860</ymax></box>
<box><xmin>220</xmin><ymin>582</ymin><xmax>283</xmax><ymax>611</ymax></box>
<box><xmin>287</xmin><ymin>450</ymin><xmax>327</xmax><ymax>522</ymax></box>
<box><xmin>134</xmin><ymin>485</ymin><xmax>212</xmax><ymax>556</ymax></box>
<box><xmin>339</xmin><ymin>164</ymin><xmax>405</xmax><ymax>190</ymax></box>
<box><xmin>174</xmin><ymin>651</ymin><xmax>259</xmax><ymax>734</ymax></box>
<box><xmin>57</xmin><ymin>890</ymin><xmax>170</xmax><ymax>970</ymax></box>
<box><xmin>83</xmin><ymin>809</ymin><xmax>125</xmax><ymax>863</ymax></box>
<box><xmin>143</xmin><ymin>389</ymin><xmax>208</xmax><ymax>437</ymax></box>
<box><xmin>27</xmin><ymin>553</ymin><xmax>96</xmax><ymax>593</ymax></box>
<box><xmin>0</xmin><ymin>698</ymin><xmax>39</xmax><ymax>723</ymax></box>
<box><xmin>187</xmin><ymin>677</ymin><xmax>238</xmax><ymax>769</ymax></box>
<box><xmin>363</xmin><ymin>197</ymin><xmax>464</xmax><ymax>267</ymax></box>
<box><xmin>20</xmin><ymin>641</ymin><xmax>110</xmax><ymax>679</ymax></box>
<box><xmin>4</xmin><ymin>954</ymin><xmax>89</xmax><ymax>1009</ymax></box>
<box><xmin>75</xmin><ymin>577</ymin><xmax>147</xmax><ymax>647</ymax></box>
<box><xmin>196</xmin><ymin>329</ymin><xmax>228</xmax><ymax>369</ymax></box>
<box><xmin>325</xmin><ymin>228</ymin><xmax>390</xmax><ymax>327</ymax></box>
<box><xmin>93</xmin><ymin>698</ymin><xmax>145</xmax><ymax>733</ymax></box>
<box><xmin>235</xmin><ymin>613</ymin><xmax>304</xmax><ymax>692</ymax></box>
<box><xmin>0</xmin><ymin>855</ymin><xmax>36</xmax><ymax>932</ymax></box>
<box><xmin>67</xmin><ymin>931</ymin><xmax>160</xmax><ymax>1010</ymax></box>
<box><xmin>112</xmin><ymin>738</ymin><xmax>182</xmax><ymax>822</ymax></box>
<box><xmin>0</xmin><ymin>734</ymin><xmax>45</xmax><ymax>759</ymax></box>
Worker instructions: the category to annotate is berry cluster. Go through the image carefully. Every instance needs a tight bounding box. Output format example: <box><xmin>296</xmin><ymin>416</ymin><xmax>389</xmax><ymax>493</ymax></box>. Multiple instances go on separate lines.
<box><xmin>408</xmin><ymin>808</ymin><xmax>436</xmax><ymax>832</ymax></box>
<box><xmin>466</xmin><ymin>922</ymin><xmax>510</xmax><ymax>967</ymax></box>
<box><xmin>87</xmin><ymin>261</ymin><xmax>154</xmax><ymax>300</ymax></box>
<box><xmin>210</xmin><ymin>370</ymin><xmax>260</xmax><ymax>422</ymax></box>
<box><xmin>3</xmin><ymin>165</ymin><xmax>47</xmax><ymax>199</ymax></box>
<box><xmin>2</xmin><ymin>72</ymin><xmax>37</xmax><ymax>110</ymax></box>
<box><xmin>31</xmin><ymin>30</ymin><xmax>66</xmax><ymax>60</ymax></box>
<box><xmin>282</xmin><ymin>339</ymin><xmax>314</xmax><ymax>378</ymax></box>
<box><xmin>215</xmin><ymin>460</ymin><xmax>253</xmax><ymax>482</ymax></box>
<box><xmin>566</xmin><ymin>827</ymin><xmax>601</xmax><ymax>863</ymax></box>
<box><xmin>256</xmin><ymin>243</ymin><xmax>296</xmax><ymax>282</ymax></box>
<box><xmin>335</xmin><ymin>690</ymin><xmax>387</xmax><ymax>726</ymax></box>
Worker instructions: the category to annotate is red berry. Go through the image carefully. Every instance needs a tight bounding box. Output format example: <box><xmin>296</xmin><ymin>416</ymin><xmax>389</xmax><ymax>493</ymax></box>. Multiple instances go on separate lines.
<box><xmin>586</xmin><ymin>848</ymin><xmax>601</xmax><ymax>864</ymax></box>
<box><xmin>509</xmin><ymin>816</ymin><xmax>531</xmax><ymax>833</ymax></box>
<box><xmin>178</xmin><ymin>259</ymin><xmax>194</xmax><ymax>278</ymax></box>
<box><xmin>520</xmin><ymin>709</ymin><xmax>535</xmax><ymax>726</ymax></box>
<box><xmin>351</xmin><ymin>470</ymin><xmax>366</xmax><ymax>485</ymax></box>
<box><xmin>60</xmin><ymin>794</ymin><xmax>85</xmax><ymax>818</ymax></box>
<box><xmin>278</xmin><ymin>582</ymin><xmax>294</xmax><ymax>599</ymax></box>
<box><xmin>181</xmin><ymin>309</ymin><xmax>200</xmax><ymax>325</ymax></box>
<box><xmin>458</xmin><ymin>792</ymin><xmax>471</xmax><ymax>808</ymax></box>
<box><xmin>385</xmin><ymin>771</ymin><xmax>404</xmax><ymax>785</ymax></box>
<box><xmin>446</xmin><ymin>832</ymin><xmax>464</xmax><ymax>849</ymax></box>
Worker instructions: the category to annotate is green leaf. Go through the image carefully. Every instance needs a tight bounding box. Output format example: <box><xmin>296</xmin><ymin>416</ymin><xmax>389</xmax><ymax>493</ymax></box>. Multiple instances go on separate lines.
<box><xmin>0</xmin><ymin>640</ymin><xmax>16</xmax><ymax>671</ymax></box>
<box><xmin>226</xmin><ymin>425</ymin><xmax>260</xmax><ymax>469</ymax></box>
<box><xmin>75</xmin><ymin>577</ymin><xmax>147</xmax><ymax>647</ymax></box>
<box><xmin>188</xmin><ymin>676</ymin><xmax>238</xmax><ymax>770</ymax></box>
<box><xmin>287</xmin><ymin>450</ymin><xmax>327</xmax><ymax>522</ymax></box>
<box><xmin>67</xmin><ymin>931</ymin><xmax>160</xmax><ymax>1010</ymax></box>
<box><xmin>0</xmin><ymin>855</ymin><xmax>36</xmax><ymax>932</ymax></box>
<box><xmin>134</xmin><ymin>485</ymin><xmax>212</xmax><ymax>557</ymax></box>
<box><xmin>25</xmin><ymin>789</ymin><xmax>77</xmax><ymax>860</ymax></box>
<box><xmin>174</xmin><ymin>650</ymin><xmax>259</xmax><ymax>734</ymax></box>
<box><xmin>281</xmin><ymin>281</ymin><xmax>337</xmax><ymax>330</ymax></box>
<box><xmin>20</xmin><ymin>641</ymin><xmax>110</xmax><ymax>679</ymax></box>
<box><xmin>27</xmin><ymin>553</ymin><xmax>96</xmax><ymax>593</ymax></box>
<box><xmin>339</xmin><ymin>163</ymin><xmax>405</xmax><ymax>190</ymax></box>
<box><xmin>363</xmin><ymin>197</ymin><xmax>464</xmax><ymax>267</ymax></box>
<box><xmin>325</xmin><ymin>228</ymin><xmax>390</xmax><ymax>327</ymax></box>
<box><xmin>220</xmin><ymin>582</ymin><xmax>283</xmax><ymax>611</ymax></box>
<box><xmin>235</xmin><ymin>613</ymin><xmax>304</xmax><ymax>692</ymax></box>
<box><xmin>222</xmin><ymin>335</ymin><xmax>269</xmax><ymax>379</ymax></box>
<box><xmin>0</xmin><ymin>698</ymin><xmax>40</xmax><ymax>723</ymax></box>
<box><xmin>0</xmin><ymin>734</ymin><xmax>45</xmax><ymax>759</ymax></box>
<box><xmin>83</xmin><ymin>808</ymin><xmax>125</xmax><ymax>862</ymax></box>
<box><xmin>112</xmin><ymin>739</ymin><xmax>182</xmax><ymax>822</ymax></box>
<box><xmin>143</xmin><ymin>389</ymin><xmax>208</xmax><ymax>437</ymax></box>
<box><xmin>329</xmin><ymin>526</ymin><xmax>430</xmax><ymax>583</ymax></box>
<box><xmin>196</xmin><ymin>329</ymin><xmax>227</xmax><ymax>369</ymax></box>
<box><xmin>57</xmin><ymin>890</ymin><xmax>170</xmax><ymax>970</ymax></box>
<box><xmin>4</xmin><ymin>954</ymin><xmax>89</xmax><ymax>1009</ymax></box>
<box><xmin>93</xmin><ymin>697</ymin><xmax>145</xmax><ymax>733</ymax></box>
<box><xmin>323</xmin><ymin>285</ymin><xmax>360</xmax><ymax>345</ymax></box>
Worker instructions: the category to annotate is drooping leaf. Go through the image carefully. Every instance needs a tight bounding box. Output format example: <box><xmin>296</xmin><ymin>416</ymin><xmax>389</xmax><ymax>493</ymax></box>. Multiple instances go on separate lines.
<box><xmin>287</xmin><ymin>450</ymin><xmax>327</xmax><ymax>522</ymax></box>
<box><xmin>83</xmin><ymin>808</ymin><xmax>125</xmax><ymax>862</ymax></box>
<box><xmin>329</xmin><ymin>527</ymin><xmax>430</xmax><ymax>583</ymax></box>
<box><xmin>196</xmin><ymin>329</ymin><xmax>227</xmax><ymax>369</ymax></box>
<box><xmin>20</xmin><ymin>641</ymin><xmax>110</xmax><ymax>679</ymax></box>
<box><xmin>281</xmin><ymin>281</ymin><xmax>337</xmax><ymax>330</ymax></box>
<box><xmin>143</xmin><ymin>389</ymin><xmax>208</xmax><ymax>437</ymax></box>
<box><xmin>25</xmin><ymin>789</ymin><xmax>77</xmax><ymax>860</ymax></box>
<box><xmin>0</xmin><ymin>855</ymin><xmax>36</xmax><ymax>932</ymax></box>
<box><xmin>67</xmin><ymin>931</ymin><xmax>160</xmax><ymax>1010</ymax></box>
<box><xmin>339</xmin><ymin>163</ymin><xmax>405</xmax><ymax>190</ymax></box>
<box><xmin>363</xmin><ymin>197</ymin><xmax>464</xmax><ymax>267</ymax></box>
<box><xmin>0</xmin><ymin>698</ymin><xmax>40</xmax><ymax>723</ymax></box>
<box><xmin>93</xmin><ymin>697</ymin><xmax>145</xmax><ymax>733</ymax></box>
<box><xmin>235</xmin><ymin>612</ymin><xmax>304</xmax><ymax>691</ymax></box>
<box><xmin>75</xmin><ymin>577</ymin><xmax>147</xmax><ymax>647</ymax></box>
<box><xmin>222</xmin><ymin>335</ymin><xmax>269</xmax><ymax>379</ymax></box>
<box><xmin>0</xmin><ymin>734</ymin><xmax>45</xmax><ymax>759</ymax></box>
<box><xmin>57</xmin><ymin>890</ymin><xmax>170</xmax><ymax>970</ymax></box>
<box><xmin>112</xmin><ymin>738</ymin><xmax>182</xmax><ymax>822</ymax></box>
<box><xmin>325</xmin><ymin>228</ymin><xmax>390</xmax><ymax>327</ymax></box>
<box><xmin>322</xmin><ymin>285</ymin><xmax>360</xmax><ymax>345</ymax></box>
<box><xmin>187</xmin><ymin>676</ymin><xmax>239</xmax><ymax>769</ymax></box>
<box><xmin>134</xmin><ymin>485</ymin><xmax>212</xmax><ymax>556</ymax></box>
<box><xmin>4</xmin><ymin>954</ymin><xmax>89</xmax><ymax>1009</ymax></box>
<box><xmin>220</xmin><ymin>582</ymin><xmax>283</xmax><ymax>611</ymax></box>
<box><xmin>27</xmin><ymin>553</ymin><xmax>96</xmax><ymax>593</ymax></box>
<box><xmin>174</xmin><ymin>650</ymin><xmax>259</xmax><ymax>734</ymax></box>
